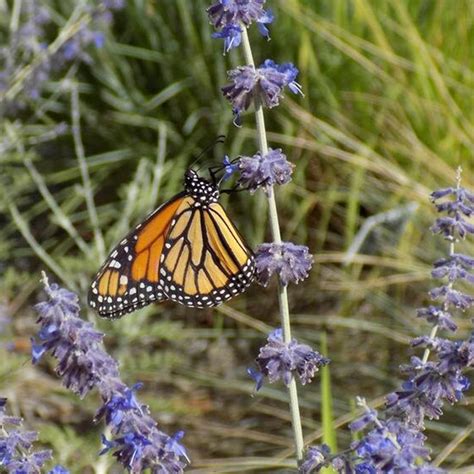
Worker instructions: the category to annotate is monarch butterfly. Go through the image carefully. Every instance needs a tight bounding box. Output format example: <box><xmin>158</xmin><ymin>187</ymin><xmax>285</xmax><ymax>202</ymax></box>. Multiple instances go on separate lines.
<box><xmin>88</xmin><ymin>167</ymin><xmax>255</xmax><ymax>319</ymax></box>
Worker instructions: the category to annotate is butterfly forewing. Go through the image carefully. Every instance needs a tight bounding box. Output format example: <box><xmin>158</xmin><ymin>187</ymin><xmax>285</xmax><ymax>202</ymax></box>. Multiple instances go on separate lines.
<box><xmin>88</xmin><ymin>193</ymin><xmax>186</xmax><ymax>318</ymax></box>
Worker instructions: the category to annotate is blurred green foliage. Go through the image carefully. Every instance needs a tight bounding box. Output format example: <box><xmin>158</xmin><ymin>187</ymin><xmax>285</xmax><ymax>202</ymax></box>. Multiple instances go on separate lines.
<box><xmin>1</xmin><ymin>0</ymin><xmax>473</xmax><ymax>472</ymax></box>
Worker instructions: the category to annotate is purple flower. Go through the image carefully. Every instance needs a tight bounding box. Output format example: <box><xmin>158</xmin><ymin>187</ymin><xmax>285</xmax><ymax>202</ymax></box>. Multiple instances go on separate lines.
<box><xmin>0</xmin><ymin>398</ymin><xmax>62</xmax><ymax>473</ymax></box>
<box><xmin>256</xmin><ymin>9</ymin><xmax>274</xmax><ymax>38</ymax></box>
<box><xmin>239</xmin><ymin>148</ymin><xmax>294</xmax><ymax>193</ymax></box>
<box><xmin>94</xmin><ymin>383</ymin><xmax>144</xmax><ymax>432</ymax></box>
<box><xmin>299</xmin><ymin>444</ymin><xmax>331</xmax><ymax>473</ymax></box>
<box><xmin>431</xmin><ymin>253</ymin><xmax>474</xmax><ymax>284</ymax></box>
<box><xmin>33</xmin><ymin>278</ymin><xmax>189</xmax><ymax>473</ymax></box>
<box><xmin>429</xmin><ymin>285</ymin><xmax>474</xmax><ymax>311</ymax></box>
<box><xmin>348</xmin><ymin>403</ymin><xmax>437</xmax><ymax>473</ymax></box>
<box><xmin>436</xmin><ymin>335</ymin><xmax>474</xmax><ymax>372</ymax></box>
<box><xmin>255</xmin><ymin>242</ymin><xmax>313</xmax><ymax>286</ymax></box>
<box><xmin>255</xmin><ymin>328</ymin><xmax>329</xmax><ymax>387</ymax></box>
<box><xmin>386</xmin><ymin>354</ymin><xmax>470</xmax><ymax>428</ymax></box>
<box><xmin>222</xmin><ymin>60</ymin><xmax>302</xmax><ymax>123</ymax></box>
<box><xmin>353</xmin><ymin>419</ymin><xmax>431</xmax><ymax>471</ymax></box>
<box><xmin>208</xmin><ymin>0</ymin><xmax>269</xmax><ymax>28</ymax></box>
<box><xmin>416</xmin><ymin>306</ymin><xmax>457</xmax><ymax>332</ymax></box>
<box><xmin>212</xmin><ymin>24</ymin><xmax>243</xmax><ymax>53</ymax></box>
<box><xmin>349</xmin><ymin>407</ymin><xmax>378</xmax><ymax>433</ymax></box>
<box><xmin>247</xmin><ymin>367</ymin><xmax>264</xmax><ymax>392</ymax></box>
<box><xmin>222</xmin><ymin>155</ymin><xmax>239</xmax><ymax>181</ymax></box>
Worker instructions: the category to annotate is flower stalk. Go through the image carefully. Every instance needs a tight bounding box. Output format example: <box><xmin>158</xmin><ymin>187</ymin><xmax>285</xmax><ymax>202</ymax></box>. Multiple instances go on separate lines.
<box><xmin>421</xmin><ymin>167</ymin><xmax>462</xmax><ymax>364</ymax></box>
<box><xmin>240</xmin><ymin>25</ymin><xmax>305</xmax><ymax>461</ymax></box>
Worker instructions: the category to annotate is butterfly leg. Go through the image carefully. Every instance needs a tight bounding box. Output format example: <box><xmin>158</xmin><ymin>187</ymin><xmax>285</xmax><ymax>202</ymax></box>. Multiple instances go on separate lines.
<box><xmin>220</xmin><ymin>177</ymin><xmax>270</xmax><ymax>194</ymax></box>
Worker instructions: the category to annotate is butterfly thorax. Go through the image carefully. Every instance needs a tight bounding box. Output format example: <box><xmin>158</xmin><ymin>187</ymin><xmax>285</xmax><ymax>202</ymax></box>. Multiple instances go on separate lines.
<box><xmin>184</xmin><ymin>169</ymin><xmax>219</xmax><ymax>206</ymax></box>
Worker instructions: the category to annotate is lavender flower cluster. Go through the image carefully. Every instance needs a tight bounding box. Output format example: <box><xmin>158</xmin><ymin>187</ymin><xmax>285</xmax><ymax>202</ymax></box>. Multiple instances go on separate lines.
<box><xmin>222</xmin><ymin>59</ymin><xmax>303</xmax><ymax>123</ymax></box>
<box><xmin>0</xmin><ymin>0</ymin><xmax>124</xmax><ymax>111</ymax></box>
<box><xmin>209</xmin><ymin>0</ymin><xmax>302</xmax><ymax>124</ymax></box>
<box><xmin>249</xmin><ymin>329</ymin><xmax>329</xmax><ymax>390</ymax></box>
<box><xmin>32</xmin><ymin>279</ymin><xmax>189</xmax><ymax>473</ymax></box>
<box><xmin>387</xmin><ymin>178</ymin><xmax>474</xmax><ymax>428</ymax></box>
<box><xmin>208</xmin><ymin>0</ymin><xmax>273</xmax><ymax>53</ymax></box>
<box><xmin>0</xmin><ymin>398</ymin><xmax>68</xmax><ymax>473</ymax></box>
<box><xmin>299</xmin><ymin>172</ymin><xmax>474</xmax><ymax>472</ymax></box>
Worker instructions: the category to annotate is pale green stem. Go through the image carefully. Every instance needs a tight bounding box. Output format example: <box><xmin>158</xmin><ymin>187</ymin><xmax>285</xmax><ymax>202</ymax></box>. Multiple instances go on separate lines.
<box><xmin>9</xmin><ymin>0</ymin><xmax>22</xmax><ymax>33</ymax></box>
<box><xmin>241</xmin><ymin>26</ymin><xmax>304</xmax><ymax>462</ymax></box>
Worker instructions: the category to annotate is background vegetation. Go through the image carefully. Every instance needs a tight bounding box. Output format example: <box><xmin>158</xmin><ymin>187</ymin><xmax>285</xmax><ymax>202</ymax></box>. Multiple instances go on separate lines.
<box><xmin>1</xmin><ymin>0</ymin><xmax>473</xmax><ymax>472</ymax></box>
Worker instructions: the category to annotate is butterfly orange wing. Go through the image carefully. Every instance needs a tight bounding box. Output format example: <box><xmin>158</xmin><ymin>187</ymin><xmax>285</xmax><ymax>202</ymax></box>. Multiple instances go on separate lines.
<box><xmin>88</xmin><ymin>193</ymin><xmax>188</xmax><ymax>319</ymax></box>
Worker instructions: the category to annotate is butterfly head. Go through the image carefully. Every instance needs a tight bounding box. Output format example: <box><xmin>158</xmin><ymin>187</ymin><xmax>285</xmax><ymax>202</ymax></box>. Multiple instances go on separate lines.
<box><xmin>184</xmin><ymin>169</ymin><xmax>219</xmax><ymax>203</ymax></box>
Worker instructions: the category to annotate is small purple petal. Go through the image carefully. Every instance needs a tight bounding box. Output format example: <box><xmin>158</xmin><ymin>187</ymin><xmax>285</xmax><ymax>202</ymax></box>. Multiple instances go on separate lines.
<box><xmin>247</xmin><ymin>367</ymin><xmax>264</xmax><ymax>391</ymax></box>
<box><xmin>212</xmin><ymin>23</ymin><xmax>242</xmax><ymax>53</ymax></box>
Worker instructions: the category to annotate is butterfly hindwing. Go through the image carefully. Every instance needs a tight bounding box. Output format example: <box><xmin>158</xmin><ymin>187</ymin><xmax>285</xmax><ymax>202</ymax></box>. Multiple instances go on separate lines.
<box><xmin>88</xmin><ymin>193</ymin><xmax>187</xmax><ymax>319</ymax></box>
<box><xmin>159</xmin><ymin>201</ymin><xmax>255</xmax><ymax>308</ymax></box>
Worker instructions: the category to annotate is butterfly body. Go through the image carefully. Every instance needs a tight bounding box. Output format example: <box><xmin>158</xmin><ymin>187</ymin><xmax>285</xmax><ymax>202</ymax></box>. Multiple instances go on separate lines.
<box><xmin>88</xmin><ymin>169</ymin><xmax>255</xmax><ymax>319</ymax></box>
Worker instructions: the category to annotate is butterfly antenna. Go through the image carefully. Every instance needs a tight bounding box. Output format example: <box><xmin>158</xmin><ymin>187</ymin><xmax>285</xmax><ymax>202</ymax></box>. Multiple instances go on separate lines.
<box><xmin>190</xmin><ymin>135</ymin><xmax>226</xmax><ymax>171</ymax></box>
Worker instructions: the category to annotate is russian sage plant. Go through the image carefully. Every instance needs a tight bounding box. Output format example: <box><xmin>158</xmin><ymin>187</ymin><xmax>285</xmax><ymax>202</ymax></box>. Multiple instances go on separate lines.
<box><xmin>0</xmin><ymin>397</ymin><xmax>68</xmax><ymax>473</ymax></box>
<box><xmin>0</xmin><ymin>0</ymin><xmax>123</xmax><ymax>112</ymax></box>
<box><xmin>299</xmin><ymin>168</ymin><xmax>474</xmax><ymax>473</ymax></box>
<box><xmin>31</xmin><ymin>274</ymin><xmax>189</xmax><ymax>473</ymax></box>
<box><xmin>208</xmin><ymin>0</ymin><xmax>328</xmax><ymax>465</ymax></box>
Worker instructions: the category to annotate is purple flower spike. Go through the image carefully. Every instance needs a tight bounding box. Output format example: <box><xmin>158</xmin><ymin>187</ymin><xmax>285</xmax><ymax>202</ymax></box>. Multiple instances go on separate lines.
<box><xmin>222</xmin><ymin>60</ymin><xmax>302</xmax><ymax>123</ymax></box>
<box><xmin>0</xmin><ymin>398</ymin><xmax>61</xmax><ymax>473</ymax></box>
<box><xmin>255</xmin><ymin>328</ymin><xmax>329</xmax><ymax>387</ymax></box>
<box><xmin>34</xmin><ymin>277</ymin><xmax>189</xmax><ymax>473</ymax></box>
<box><xmin>255</xmin><ymin>242</ymin><xmax>313</xmax><ymax>286</ymax></box>
<box><xmin>239</xmin><ymin>148</ymin><xmax>294</xmax><ymax>193</ymax></box>
<box><xmin>208</xmin><ymin>0</ymin><xmax>269</xmax><ymax>29</ymax></box>
<box><xmin>33</xmin><ymin>282</ymin><xmax>119</xmax><ymax>398</ymax></box>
